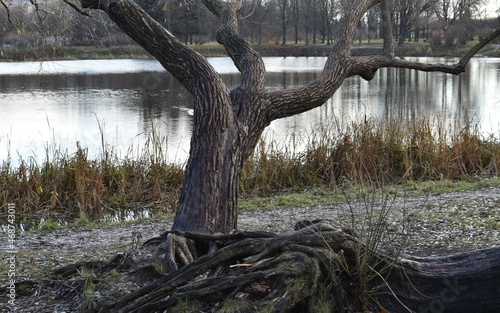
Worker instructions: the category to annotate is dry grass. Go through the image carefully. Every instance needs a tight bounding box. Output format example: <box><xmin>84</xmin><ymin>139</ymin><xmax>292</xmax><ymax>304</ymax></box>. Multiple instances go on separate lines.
<box><xmin>1</xmin><ymin>127</ymin><xmax>184</xmax><ymax>226</ymax></box>
<box><xmin>242</xmin><ymin>118</ymin><xmax>500</xmax><ymax>193</ymax></box>
<box><xmin>2</xmin><ymin>118</ymin><xmax>499</xmax><ymax>225</ymax></box>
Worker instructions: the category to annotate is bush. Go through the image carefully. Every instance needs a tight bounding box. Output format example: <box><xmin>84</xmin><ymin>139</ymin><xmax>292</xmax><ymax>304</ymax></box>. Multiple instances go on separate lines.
<box><xmin>443</xmin><ymin>29</ymin><xmax>456</xmax><ymax>47</ymax></box>
<box><xmin>429</xmin><ymin>34</ymin><xmax>442</xmax><ymax>46</ymax></box>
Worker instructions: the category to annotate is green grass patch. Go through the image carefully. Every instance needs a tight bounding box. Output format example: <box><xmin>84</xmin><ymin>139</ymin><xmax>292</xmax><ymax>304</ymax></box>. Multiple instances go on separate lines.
<box><xmin>238</xmin><ymin>177</ymin><xmax>500</xmax><ymax>213</ymax></box>
<box><xmin>38</xmin><ymin>218</ymin><xmax>61</xmax><ymax>231</ymax></box>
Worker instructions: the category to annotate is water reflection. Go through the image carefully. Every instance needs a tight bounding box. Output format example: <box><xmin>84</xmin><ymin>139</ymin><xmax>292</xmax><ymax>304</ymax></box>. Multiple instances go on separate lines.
<box><xmin>0</xmin><ymin>57</ymin><xmax>499</xmax><ymax>166</ymax></box>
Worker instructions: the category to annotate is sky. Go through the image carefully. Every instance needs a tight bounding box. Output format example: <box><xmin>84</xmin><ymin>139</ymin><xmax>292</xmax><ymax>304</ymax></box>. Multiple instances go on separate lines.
<box><xmin>484</xmin><ymin>0</ymin><xmax>500</xmax><ymax>18</ymax></box>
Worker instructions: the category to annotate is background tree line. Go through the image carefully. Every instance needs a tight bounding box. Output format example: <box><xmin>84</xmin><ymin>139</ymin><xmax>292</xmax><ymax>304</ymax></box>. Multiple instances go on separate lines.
<box><xmin>0</xmin><ymin>0</ymin><xmax>498</xmax><ymax>50</ymax></box>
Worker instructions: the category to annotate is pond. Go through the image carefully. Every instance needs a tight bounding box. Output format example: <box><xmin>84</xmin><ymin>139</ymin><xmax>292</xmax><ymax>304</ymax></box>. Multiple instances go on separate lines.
<box><xmin>0</xmin><ymin>57</ymin><xmax>499</xmax><ymax>166</ymax></box>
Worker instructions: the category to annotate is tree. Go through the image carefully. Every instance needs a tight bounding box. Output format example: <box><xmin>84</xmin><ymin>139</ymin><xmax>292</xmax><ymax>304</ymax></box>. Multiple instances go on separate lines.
<box><xmin>366</xmin><ymin>4</ymin><xmax>380</xmax><ymax>43</ymax></box>
<box><xmin>277</xmin><ymin>0</ymin><xmax>291</xmax><ymax>44</ymax></box>
<box><xmin>300</xmin><ymin>0</ymin><xmax>314</xmax><ymax>44</ymax></box>
<box><xmin>75</xmin><ymin>0</ymin><xmax>500</xmax><ymax>263</ymax></box>
<box><xmin>290</xmin><ymin>0</ymin><xmax>300</xmax><ymax>43</ymax></box>
<box><xmin>317</xmin><ymin>0</ymin><xmax>338</xmax><ymax>44</ymax></box>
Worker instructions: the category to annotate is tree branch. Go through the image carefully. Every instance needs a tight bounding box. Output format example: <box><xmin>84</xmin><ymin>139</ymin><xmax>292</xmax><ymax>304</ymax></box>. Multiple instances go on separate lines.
<box><xmin>348</xmin><ymin>26</ymin><xmax>500</xmax><ymax>80</ymax></box>
<box><xmin>266</xmin><ymin>0</ymin><xmax>377</xmax><ymax>122</ymax></box>
<box><xmin>459</xmin><ymin>27</ymin><xmax>500</xmax><ymax>66</ymax></box>
<box><xmin>267</xmin><ymin>22</ymin><xmax>500</xmax><ymax>122</ymax></box>
<box><xmin>63</xmin><ymin>0</ymin><xmax>90</xmax><ymax>16</ymax></box>
<box><xmin>201</xmin><ymin>0</ymin><xmax>266</xmax><ymax>91</ymax></box>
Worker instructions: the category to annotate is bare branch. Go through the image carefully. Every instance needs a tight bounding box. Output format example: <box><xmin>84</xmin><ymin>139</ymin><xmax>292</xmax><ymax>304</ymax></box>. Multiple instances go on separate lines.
<box><xmin>329</xmin><ymin>0</ymin><xmax>379</xmax><ymax>56</ymax></box>
<box><xmin>459</xmin><ymin>27</ymin><xmax>500</xmax><ymax>66</ymax></box>
<box><xmin>0</xmin><ymin>0</ymin><xmax>12</xmax><ymax>23</ymax></box>
<box><xmin>268</xmin><ymin>19</ymin><xmax>499</xmax><ymax>122</ymax></box>
<box><xmin>267</xmin><ymin>76</ymin><xmax>347</xmax><ymax>122</ymax></box>
<box><xmin>201</xmin><ymin>0</ymin><xmax>266</xmax><ymax>91</ymax></box>
<box><xmin>200</xmin><ymin>0</ymin><xmax>223</xmax><ymax>18</ymax></box>
<box><xmin>62</xmin><ymin>0</ymin><xmax>90</xmax><ymax>16</ymax></box>
<box><xmin>348</xmin><ymin>26</ymin><xmax>500</xmax><ymax>80</ymax></box>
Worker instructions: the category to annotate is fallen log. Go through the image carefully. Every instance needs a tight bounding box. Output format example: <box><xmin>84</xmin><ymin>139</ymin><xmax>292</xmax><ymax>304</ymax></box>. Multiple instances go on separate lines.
<box><xmin>381</xmin><ymin>247</ymin><xmax>500</xmax><ymax>312</ymax></box>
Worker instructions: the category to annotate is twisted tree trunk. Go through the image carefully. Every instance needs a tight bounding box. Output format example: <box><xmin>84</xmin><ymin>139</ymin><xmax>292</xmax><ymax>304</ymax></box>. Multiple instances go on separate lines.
<box><xmin>78</xmin><ymin>0</ymin><xmax>500</xmax><ymax>241</ymax></box>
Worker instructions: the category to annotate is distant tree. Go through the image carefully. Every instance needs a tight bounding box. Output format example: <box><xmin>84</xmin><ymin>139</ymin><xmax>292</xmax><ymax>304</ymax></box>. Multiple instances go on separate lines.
<box><xmin>300</xmin><ymin>0</ymin><xmax>314</xmax><ymax>44</ymax></box>
<box><xmin>366</xmin><ymin>4</ymin><xmax>380</xmax><ymax>43</ymax></box>
<box><xmin>291</xmin><ymin>0</ymin><xmax>300</xmax><ymax>43</ymax></box>
<box><xmin>167</xmin><ymin>0</ymin><xmax>206</xmax><ymax>44</ymax></box>
<box><xmin>396</xmin><ymin>0</ymin><xmax>436</xmax><ymax>45</ymax></box>
<box><xmin>277</xmin><ymin>0</ymin><xmax>290</xmax><ymax>44</ymax></box>
<box><xmin>317</xmin><ymin>0</ymin><xmax>338</xmax><ymax>44</ymax></box>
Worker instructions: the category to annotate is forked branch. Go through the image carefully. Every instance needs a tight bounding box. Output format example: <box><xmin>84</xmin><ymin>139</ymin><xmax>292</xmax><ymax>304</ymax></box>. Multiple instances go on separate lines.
<box><xmin>202</xmin><ymin>0</ymin><xmax>266</xmax><ymax>90</ymax></box>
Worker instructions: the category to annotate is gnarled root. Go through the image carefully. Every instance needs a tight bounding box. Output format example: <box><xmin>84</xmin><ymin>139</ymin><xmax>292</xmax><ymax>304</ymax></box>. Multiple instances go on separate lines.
<box><xmin>78</xmin><ymin>221</ymin><xmax>500</xmax><ymax>313</ymax></box>
<box><xmin>90</xmin><ymin>222</ymin><xmax>367</xmax><ymax>313</ymax></box>
<box><xmin>54</xmin><ymin>222</ymin><xmax>500</xmax><ymax>313</ymax></box>
<box><xmin>160</xmin><ymin>233</ymin><xmax>197</xmax><ymax>272</ymax></box>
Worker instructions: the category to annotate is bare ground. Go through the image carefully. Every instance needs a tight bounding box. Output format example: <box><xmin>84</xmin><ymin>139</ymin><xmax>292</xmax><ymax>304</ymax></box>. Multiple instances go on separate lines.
<box><xmin>1</xmin><ymin>185</ymin><xmax>499</xmax><ymax>312</ymax></box>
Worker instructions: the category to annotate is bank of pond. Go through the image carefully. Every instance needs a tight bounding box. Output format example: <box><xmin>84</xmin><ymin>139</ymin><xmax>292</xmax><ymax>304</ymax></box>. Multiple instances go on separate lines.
<box><xmin>2</xmin><ymin>117</ymin><xmax>500</xmax><ymax>229</ymax></box>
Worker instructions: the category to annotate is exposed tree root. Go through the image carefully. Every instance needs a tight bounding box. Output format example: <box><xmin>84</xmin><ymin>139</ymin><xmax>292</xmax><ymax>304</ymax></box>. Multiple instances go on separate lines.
<box><xmin>77</xmin><ymin>222</ymin><xmax>361</xmax><ymax>312</ymax></box>
<box><xmin>68</xmin><ymin>220</ymin><xmax>500</xmax><ymax>313</ymax></box>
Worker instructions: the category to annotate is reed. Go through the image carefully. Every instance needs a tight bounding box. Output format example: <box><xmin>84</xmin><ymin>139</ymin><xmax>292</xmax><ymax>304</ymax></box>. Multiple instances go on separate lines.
<box><xmin>1</xmin><ymin>117</ymin><xmax>499</xmax><ymax>226</ymax></box>
<box><xmin>1</xmin><ymin>124</ymin><xmax>184</xmax><ymax>226</ymax></box>
<box><xmin>241</xmin><ymin>117</ymin><xmax>500</xmax><ymax>193</ymax></box>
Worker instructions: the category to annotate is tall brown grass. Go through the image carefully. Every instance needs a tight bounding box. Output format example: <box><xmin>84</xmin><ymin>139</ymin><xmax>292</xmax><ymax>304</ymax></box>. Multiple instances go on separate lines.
<box><xmin>0</xmin><ymin>128</ymin><xmax>184</xmax><ymax>226</ymax></box>
<box><xmin>2</xmin><ymin>118</ymin><xmax>499</xmax><ymax>225</ymax></box>
<box><xmin>241</xmin><ymin>118</ymin><xmax>500</xmax><ymax>193</ymax></box>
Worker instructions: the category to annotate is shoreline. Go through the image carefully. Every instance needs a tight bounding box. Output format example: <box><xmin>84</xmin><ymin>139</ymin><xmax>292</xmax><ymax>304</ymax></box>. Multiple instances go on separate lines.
<box><xmin>1</xmin><ymin>42</ymin><xmax>499</xmax><ymax>62</ymax></box>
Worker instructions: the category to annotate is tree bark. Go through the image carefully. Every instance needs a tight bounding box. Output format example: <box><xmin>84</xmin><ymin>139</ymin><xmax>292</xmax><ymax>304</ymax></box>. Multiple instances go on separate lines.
<box><xmin>382</xmin><ymin>247</ymin><xmax>500</xmax><ymax>312</ymax></box>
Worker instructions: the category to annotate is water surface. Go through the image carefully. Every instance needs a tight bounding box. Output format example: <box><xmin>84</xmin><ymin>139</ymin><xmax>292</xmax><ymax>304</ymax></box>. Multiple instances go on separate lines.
<box><xmin>1</xmin><ymin>57</ymin><xmax>499</xmax><ymax>166</ymax></box>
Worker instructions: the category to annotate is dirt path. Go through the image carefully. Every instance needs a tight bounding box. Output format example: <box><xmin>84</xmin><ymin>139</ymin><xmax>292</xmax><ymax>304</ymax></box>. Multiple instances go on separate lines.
<box><xmin>1</xmin><ymin>185</ymin><xmax>499</xmax><ymax>312</ymax></box>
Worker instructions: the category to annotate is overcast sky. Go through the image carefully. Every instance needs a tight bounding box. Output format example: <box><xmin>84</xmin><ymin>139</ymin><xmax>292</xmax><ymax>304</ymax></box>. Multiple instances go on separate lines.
<box><xmin>484</xmin><ymin>0</ymin><xmax>499</xmax><ymax>18</ymax></box>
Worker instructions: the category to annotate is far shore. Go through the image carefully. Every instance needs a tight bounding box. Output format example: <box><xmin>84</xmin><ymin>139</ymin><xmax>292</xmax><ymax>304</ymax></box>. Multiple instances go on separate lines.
<box><xmin>1</xmin><ymin>41</ymin><xmax>499</xmax><ymax>62</ymax></box>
